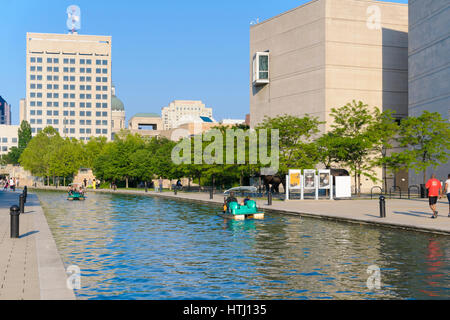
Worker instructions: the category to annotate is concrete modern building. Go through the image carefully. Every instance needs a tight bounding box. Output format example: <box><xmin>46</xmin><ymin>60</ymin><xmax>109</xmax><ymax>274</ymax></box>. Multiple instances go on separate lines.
<box><xmin>0</xmin><ymin>96</ymin><xmax>11</xmax><ymax>125</ymax></box>
<box><xmin>250</xmin><ymin>0</ymin><xmax>408</xmax><ymax>129</ymax></box>
<box><xmin>23</xmin><ymin>32</ymin><xmax>112</xmax><ymax>141</ymax></box>
<box><xmin>220</xmin><ymin>119</ymin><xmax>246</xmax><ymax>126</ymax></box>
<box><xmin>249</xmin><ymin>0</ymin><xmax>409</xmax><ymax>192</ymax></box>
<box><xmin>162</xmin><ymin>116</ymin><xmax>219</xmax><ymax>141</ymax></box>
<box><xmin>408</xmin><ymin>0</ymin><xmax>450</xmax><ymax>184</ymax></box>
<box><xmin>111</xmin><ymin>86</ymin><xmax>126</xmax><ymax>138</ymax></box>
<box><xmin>128</xmin><ymin>113</ymin><xmax>164</xmax><ymax>138</ymax></box>
<box><xmin>162</xmin><ymin>100</ymin><xmax>213</xmax><ymax>130</ymax></box>
<box><xmin>0</xmin><ymin>125</ymin><xmax>19</xmax><ymax>155</ymax></box>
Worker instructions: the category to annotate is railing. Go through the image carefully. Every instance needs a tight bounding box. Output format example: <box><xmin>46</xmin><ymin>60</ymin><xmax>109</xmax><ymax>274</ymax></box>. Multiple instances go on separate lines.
<box><xmin>370</xmin><ymin>186</ymin><xmax>383</xmax><ymax>200</ymax></box>
<box><xmin>389</xmin><ymin>186</ymin><xmax>402</xmax><ymax>199</ymax></box>
<box><xmin>408</xmin><ymin>185</ymin><xmax>420</xmax><ymax>199</ymax></box>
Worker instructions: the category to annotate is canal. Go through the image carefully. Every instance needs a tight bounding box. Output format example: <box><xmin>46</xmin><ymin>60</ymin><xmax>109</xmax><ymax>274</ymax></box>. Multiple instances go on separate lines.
<box><xmin>36</xmin><ymin>190</ymin><xmax>450</xmax><ymax>300</ymax></box>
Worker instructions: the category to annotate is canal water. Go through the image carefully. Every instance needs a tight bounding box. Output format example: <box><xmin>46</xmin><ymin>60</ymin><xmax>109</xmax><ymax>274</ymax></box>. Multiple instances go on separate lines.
<box><xmin>37</xmin><ymin>190</ymin><xmax>450</xmax><ymax>300</ymax></box>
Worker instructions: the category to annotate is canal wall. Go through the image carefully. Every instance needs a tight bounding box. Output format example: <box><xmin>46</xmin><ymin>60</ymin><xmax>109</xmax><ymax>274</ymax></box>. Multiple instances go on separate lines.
<box><xmin>0</xmin><ymin>190</ymin><xmax>75</xmax><ymax>300</ymax></box>
<box><xmin>31</xmin><ymin>186</ymin><xmax>450</xmax><ymax>236</ymax></box>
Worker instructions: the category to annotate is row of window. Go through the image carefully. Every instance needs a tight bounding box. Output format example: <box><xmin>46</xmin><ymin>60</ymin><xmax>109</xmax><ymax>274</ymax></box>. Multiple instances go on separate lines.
<box><xmin>0</xmin><ymin>137</ymin><xmax>17</xmax><ymax>143</ymax></box>
<box><xmin>30</xmin><ymin>75</ymin><xmax>109</xmax><ymax>83</ymax></box>
<box><xmin>30</xmin><ymin>66</ymin><xmax>108</xmax><ymax>74</ymax></box>
<box><xmin>31</xmin><ymin>57</ymin><xmax>108</xmax><ymax>65</ymax></box>
<box><xmin>29</xmin><ymin>101</ymin><xmax>110</xmax><ymax>108</ymax></box>
<box><xmin>30</xmin><ymin>110</ymin><xmax>108</xmax><ymax>117</ymax></box>
<box><xmin>29</xmin><ymin>119</ymin><xmax>108</xmax><ymax>126</ymax></box>
<box><xmin>31</xmin><ymin>127</ymin><xmax>108</xmax><ymax>135</ymax></box>
<box><xmin>29</xmin><ymin>93</ymin><xmax>109</xmax><ymax>101</ymax></box>
<box><xmin>31</xmin><ymin>84</ymin><xmax>109</xmax><ymax>92</ymax></box>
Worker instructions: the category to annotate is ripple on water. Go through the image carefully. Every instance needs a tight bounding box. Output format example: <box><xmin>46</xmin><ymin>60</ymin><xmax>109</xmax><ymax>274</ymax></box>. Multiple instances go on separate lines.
<box><xmin>37</xmin><ymin>190</ymin><xmax>450</xmax><ymax>300</ymax></box>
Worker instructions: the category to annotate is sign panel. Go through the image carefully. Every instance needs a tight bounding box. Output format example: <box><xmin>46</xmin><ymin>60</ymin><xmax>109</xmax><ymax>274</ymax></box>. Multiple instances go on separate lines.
<box><xmin>318</xmin><ymin>170</ymin><xmax>331</xmax><ymax>189</ymax></box>
<box><xmin>335</xmin><ymin>176</ymin><xmax>352</xmax><ymax>198</ymax></box>
<box><xmin>288</xmin><ymin>170</ymin><xmax>302</xmax><ymax>190</ymax></box>
<box><xmin>303</xmin><ymin>169</ymin><xmax>316</xmax><ymax>189</ymax></box>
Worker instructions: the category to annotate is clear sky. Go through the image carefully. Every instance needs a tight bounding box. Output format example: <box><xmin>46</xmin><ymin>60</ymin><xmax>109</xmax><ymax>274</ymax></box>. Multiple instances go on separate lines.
<box><xmin>1</xmin><ymin>0</ymin><xmax>408</xmax><ymax>125</ymax></box>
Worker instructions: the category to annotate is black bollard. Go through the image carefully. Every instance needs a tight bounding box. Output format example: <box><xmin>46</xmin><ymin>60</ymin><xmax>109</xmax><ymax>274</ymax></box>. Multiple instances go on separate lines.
<box><xmin>379</xmin><ymin>195</ymin><xmax>386</xmax><ymax>218</ymax></box>
<box><xmin>210</xmin><ymin>187</ymin><xmax>213</xmax><ymax>199</ymax></box>
<box><xmin>23</xmin><ymin>186</ymin><xmax>28</xmax><ymax>203</ymax></box>
<box><xmin>174</xmin><ymin>186</ymin><xmax>177</xmax><ymax>195</ymax></box>
<box><xmin>268</xmin><ymin>191</ymin><xmax>272</xmax><ymax>206</ymax></box>
<box><xmin>10</xmin><ymin>205</ymin><xmax>20</xmax><ymax>238</ymax></box>
<box><xmin>19</xmin><ymin>194</ymin><xmax>25</xmax><ymax>214</ymax></box>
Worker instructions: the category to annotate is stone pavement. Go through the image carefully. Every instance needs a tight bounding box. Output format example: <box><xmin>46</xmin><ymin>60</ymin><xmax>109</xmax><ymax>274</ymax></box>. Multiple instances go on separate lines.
<box><xmin>0</xmin><ymin>190</ymin><xmax>75</xmax><ymax>300</ymax></box>
<box><xmin>76</xmin><ymin>187</ymin><xmax>450</xmax><ymax>235</ymax></box>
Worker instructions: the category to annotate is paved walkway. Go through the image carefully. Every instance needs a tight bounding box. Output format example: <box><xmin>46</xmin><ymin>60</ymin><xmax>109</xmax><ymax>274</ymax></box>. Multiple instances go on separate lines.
<box><xmin>69</xmin><ymin>188</ymin><xmax>450</xmax><ymax>235</ymax></box>
<box><xmin>0</xmin><ymin>190</ymin><xmax>75</xmax><ymax>300</ymax></box>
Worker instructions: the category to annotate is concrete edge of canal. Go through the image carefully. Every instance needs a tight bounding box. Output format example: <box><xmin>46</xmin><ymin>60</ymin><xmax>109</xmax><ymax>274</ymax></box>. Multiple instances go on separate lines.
<box><xmin>31</xmin><ymin>186</ymin><xmax>450</xmax><ymax>237</ymax></box>
<box><xmin>29</xmin><ymin>193</ymin><xmax>76</xmax><ymax>300</ymax></box>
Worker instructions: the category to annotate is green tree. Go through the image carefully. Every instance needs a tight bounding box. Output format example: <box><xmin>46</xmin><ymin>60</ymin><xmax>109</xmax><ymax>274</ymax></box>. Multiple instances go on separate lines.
<box><xmin>329</xmin><ymin>100</ymin><xmax>388</xmax><ymax>195</ymax></box>
<box><xmin>49</xmin><ymin>138</ymin><xmax>84</xmax><ymax>186</ymax></box>
<box><xmin>385</xmin><ymin>111</ymin><xmax>450</xmax><ymax>184</ymax></box>
<box><xmin>256</xmin><ymin>114</ymin><xmax>322</xmax><ymax>175</ymax></box>
<box><xmin>93</xmin><ymin>133</ymin><xmax>145</xmax><ymax>187</ymax></box>
<box><xmin>20</xmin><ymin>126</ymin><xmax>63</xmax><ymax>184</ymax></box>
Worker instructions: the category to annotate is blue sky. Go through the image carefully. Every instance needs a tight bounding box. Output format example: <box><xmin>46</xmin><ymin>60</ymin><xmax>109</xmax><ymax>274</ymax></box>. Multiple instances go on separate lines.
<box><xmin>1</xmin><ymin>0</ymin><xmax>408</xmax><ymax>124</ymax></box>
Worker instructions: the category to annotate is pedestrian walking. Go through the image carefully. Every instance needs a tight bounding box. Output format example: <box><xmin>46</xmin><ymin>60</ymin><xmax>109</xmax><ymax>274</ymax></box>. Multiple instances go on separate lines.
<box><xmin>444</xmin><ymin>174</ymin><xmax>450</xmax><ymax>218</ymax></box>
<box><xmin>425</xmin><ymin>174</ymin><xmax>442</xmax><ymax>219</ymax></box>
<box><xmin>9</xmin><ymin>177</ymin><xmax>15</xmax><ymax>192</ymax></box>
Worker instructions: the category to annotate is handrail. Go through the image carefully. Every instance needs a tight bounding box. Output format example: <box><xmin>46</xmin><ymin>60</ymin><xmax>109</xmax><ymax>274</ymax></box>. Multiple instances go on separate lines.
<box><xmin>370</xmin><ymin>186</ymin><xmax>383</xmax><ymax>200</ymax></box>
<box><xmin>408</xmin><ymin>185</ymin><xmax>420</xmax><ymax>199</ymax></box>
<box><xmin>389</xmin><ymin>186</ymin><xmax>402</xmax><ymax>199</ymax></box>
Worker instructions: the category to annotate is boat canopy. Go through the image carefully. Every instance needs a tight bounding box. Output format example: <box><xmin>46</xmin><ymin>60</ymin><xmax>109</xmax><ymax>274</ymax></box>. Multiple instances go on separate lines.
<box><xmin>223</xmin><ymin>186</ymin><xmax>257</xmax><ymax>195</ymax></box>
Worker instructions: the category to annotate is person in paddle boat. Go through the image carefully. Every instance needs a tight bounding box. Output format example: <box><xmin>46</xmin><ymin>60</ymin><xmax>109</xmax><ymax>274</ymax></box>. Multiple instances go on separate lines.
<box><xmin>241</xmin><ymin>195</ymin><xmax>251</xmax><ymax>206</ymax></box>
<box><xmin>224</xmin><ymin>191</ymin><xmax>238</xmax><ymax>213</ymax></box>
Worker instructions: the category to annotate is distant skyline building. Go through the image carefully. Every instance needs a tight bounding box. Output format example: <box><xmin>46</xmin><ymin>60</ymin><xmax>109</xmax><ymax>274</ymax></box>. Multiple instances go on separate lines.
<box><xmin>111</xmin><ymin>85</ymin><xmax>126</xmax><ymax>138</ymax></box>
<box><xmin>161</xmin><ymin>100</ymin><xmax>212</xmax><ymax>130</ymax></box>
<box><xmin>0</xmin><ymin>125</ymin><xmax>19</xmax><ymax>155</ymax></box>
<box><xmin>0</xmin><ymin>96</ymin><xmax>11</xmax><ymax>125</ymax></box>
<box><xmin>21</xmin><ymin>32</ymin><xmax>113</xmax><ymax>141</ymax></box>
<box><xmin>408</xmin><ymin>0</ymin><xmax>450</xmax><ymax>184</ymax></box>
<box><xmin>128</xmin><ymin>113</ymin><xmax>163</xmax><ymax>138</ymax></box>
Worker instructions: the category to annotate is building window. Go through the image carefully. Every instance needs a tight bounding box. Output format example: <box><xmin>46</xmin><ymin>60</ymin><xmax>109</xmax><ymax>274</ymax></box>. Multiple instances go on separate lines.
<box><xmin>252</xmin><ymin>52</ymin><xmax>270</xmax><ymax>85</ymax></box>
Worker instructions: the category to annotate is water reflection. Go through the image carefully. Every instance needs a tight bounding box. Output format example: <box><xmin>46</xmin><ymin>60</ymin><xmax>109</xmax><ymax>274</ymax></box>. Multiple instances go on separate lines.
<box><xmin>37</xmin><ymin>191</ymin><xmax>450</xmax><ymax>300</ymax></box>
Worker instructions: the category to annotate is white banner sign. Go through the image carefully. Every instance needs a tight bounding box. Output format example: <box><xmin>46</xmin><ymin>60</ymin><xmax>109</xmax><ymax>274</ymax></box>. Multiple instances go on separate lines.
<box><xmin>335</xmin><ymin>176</ymin><xmax>351</xmax><ymax>198</ymax></box>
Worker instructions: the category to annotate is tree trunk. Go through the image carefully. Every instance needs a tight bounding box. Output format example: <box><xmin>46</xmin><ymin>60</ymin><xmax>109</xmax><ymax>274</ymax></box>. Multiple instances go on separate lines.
<box><xmin>64</xmin><ymin>176</ymin><xmax>66</xmax><ymax>186</ymax></box>
<box><xmin>126</xmin><ymin>177</ymin><xmax>129</xmax><ymax>189</ymax></box>
<box><xmin>423</xmin><ymin>170</ymin><xmax>427</xmax><ymax>185</ymax></box>
<box><xmin>47</xmin><ymin>176</ymin><xmax>50</xmax><ymax>186</ymax></box>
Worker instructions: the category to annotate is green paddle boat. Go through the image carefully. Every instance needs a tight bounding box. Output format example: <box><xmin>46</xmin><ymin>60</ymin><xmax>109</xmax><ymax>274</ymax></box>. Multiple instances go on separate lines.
<box><xmin>67</xmin><ymin>183</ymin><xmax>86</xmax><ymax>201</ymax></box>
<box><xmin>219</xmin><ymin>200</ymin><xmax>264</xmax><ymax>220</ymax></box>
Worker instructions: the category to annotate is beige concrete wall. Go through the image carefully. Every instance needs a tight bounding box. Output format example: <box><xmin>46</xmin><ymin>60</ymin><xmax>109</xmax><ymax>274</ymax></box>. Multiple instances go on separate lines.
<box><xmin>249</xmin><ymin>0</ymin><xmax>409</xmax><ymax>193</ymax></box>
<box><xmin>325</xmin><ymin>0</ymin><xmax>408</xmax><ymax>128</ymax></box>
<box><xmin>250</xmin><ymin>0</ymin><xmax>326</xmax><ymax>128</ymax></box>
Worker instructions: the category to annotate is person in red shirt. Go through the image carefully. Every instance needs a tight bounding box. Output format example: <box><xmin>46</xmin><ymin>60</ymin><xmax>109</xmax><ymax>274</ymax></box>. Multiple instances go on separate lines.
<box><xmin>425</xmin><ymin>174</ymin><xmax>442</xmax><ymax>219</ymax></box>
